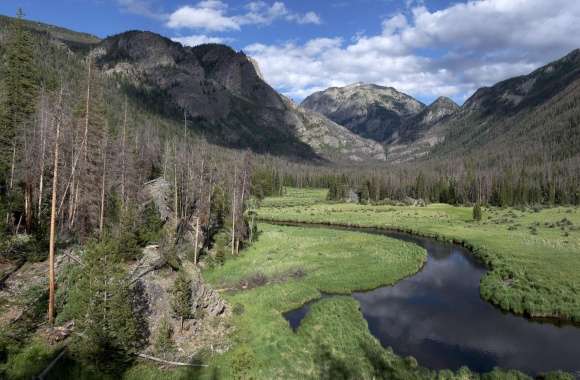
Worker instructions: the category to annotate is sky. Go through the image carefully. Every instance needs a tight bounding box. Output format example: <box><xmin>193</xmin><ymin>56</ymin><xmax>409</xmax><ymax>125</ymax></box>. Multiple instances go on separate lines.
<box><xmin>1</xmin><ymin>0</ymin><xmax>580</xmax><ymax>104</ymax></box>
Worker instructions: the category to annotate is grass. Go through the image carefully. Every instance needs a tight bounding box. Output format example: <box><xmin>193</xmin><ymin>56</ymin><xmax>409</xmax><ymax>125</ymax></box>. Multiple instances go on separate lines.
<box><xmin>258</xmin><ymin>188</ymin><xmax>580</xmax><ymax>322</ymax></box>
<box><xmin>203</xmin><ymin>223</ymin><xmax>429</xmax><ymax>379</ymax></box>
<box><xmin>33</xmin><ymin>218</ymin><xmax>575</xmax><ymax>379</ymax></box>
<box><xmin>198</xmin><ymin>222</ymin><xmax>571</xmax><ymax>379</ymax></box>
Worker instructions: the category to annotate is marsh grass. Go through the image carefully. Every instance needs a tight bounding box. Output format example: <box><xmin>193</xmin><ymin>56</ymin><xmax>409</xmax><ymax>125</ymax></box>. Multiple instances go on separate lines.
<box><xmin>259</xmin><ymin>188</ymin><xmax>580</xmax><ymax>322</ymax></box>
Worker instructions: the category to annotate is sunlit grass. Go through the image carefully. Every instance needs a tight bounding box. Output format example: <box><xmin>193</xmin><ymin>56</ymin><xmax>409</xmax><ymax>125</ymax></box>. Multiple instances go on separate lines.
<box><xmin>259</xmin><ymin>188</ymin><xmax>580</xmax><ymax>321</ymax></box>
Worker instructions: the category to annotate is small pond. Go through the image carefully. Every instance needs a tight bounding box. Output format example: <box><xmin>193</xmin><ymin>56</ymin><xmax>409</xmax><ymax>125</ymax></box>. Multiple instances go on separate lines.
<box><xmin>284</xmin><ymin>226</ymin><xmax>580</xmax><ymax>377</ymax></box>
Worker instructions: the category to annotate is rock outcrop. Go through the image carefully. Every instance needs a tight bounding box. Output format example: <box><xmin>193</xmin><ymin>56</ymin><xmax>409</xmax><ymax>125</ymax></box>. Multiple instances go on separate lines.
<box><xmin>301</xmin><ymin>83</ymin><xmax>425</xmax><ymax>142</ymax></box>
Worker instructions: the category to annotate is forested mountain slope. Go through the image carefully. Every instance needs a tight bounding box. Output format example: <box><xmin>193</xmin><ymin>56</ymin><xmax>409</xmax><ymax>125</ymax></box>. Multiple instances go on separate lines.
<box><xmin>433</xmin><ymin>49</ymin><xmax>580</xmax><ymax>163</ymax></box>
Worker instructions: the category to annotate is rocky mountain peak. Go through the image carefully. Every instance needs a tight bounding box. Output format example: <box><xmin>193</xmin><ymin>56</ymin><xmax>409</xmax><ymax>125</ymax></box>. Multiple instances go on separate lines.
<box><xmin>430</xmin><ymin>96</ymin><xmax>459</xmax><ymax>110</ymax></box>
<box><xmin>301</xmin><ymin>83</ymin><xmax>425</xmax><ymax>142</ymax></box>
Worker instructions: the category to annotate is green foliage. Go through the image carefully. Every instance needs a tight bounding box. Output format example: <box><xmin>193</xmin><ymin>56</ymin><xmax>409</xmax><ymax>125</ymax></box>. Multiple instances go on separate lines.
<box><xmin>230</xmin><ymin>345</ymin><xmax>257</xmax><ymax>380</ymax></box>
<box><xmin>0</xmin><ymin>233</ymin><xmax>46</xmax><ymax>262</ymax></box>
<box><xmin>0</xmin><ymin>9</ymin><xmax>38</xmax><ymax>170</ymax></box>
<box><xmin>137</xmin><ymin>203</ymin><xmax>164</xmax><ymax>245</ymax></box>
<box><xmin>326</xmin><ymin>175</ymin><xmax>349</xmax><ymax>201</ymax></box>
<box><xmin>65</xmin><ymin>238</ymin><xmax>139</xmax><ymax>373</ymax></box>
<box><xmin>114</xmin><ymin>207</ymin><xmax>142</xmax><ymax>261</ymax></box>
<box><xmin>213</xmin><ymin>230</ymin><xmax>231</xmax><ymax>266</ymax></box>
<box><xmin>358</xmin><ymin>181</ymin><xmax>370</xmax><ymax>204</ymax></box>
<box><xmin>473</xmin><ymin>203</ymin><xmax>483</xmax><ymax>221</ymax></box>
<box><xmin>153</xmin><ymin>318</ymin><xmax>174</xmax><ymax>357</ymax></box>
<box><xmin>1</xmin><ymin>340</ymin><xmax>57</xmax><ymax>380</ymax></box>
<box><xmin>171</xmin><ymin>271</ymin><xmax>192</xmax><ymax>325</ymax></box>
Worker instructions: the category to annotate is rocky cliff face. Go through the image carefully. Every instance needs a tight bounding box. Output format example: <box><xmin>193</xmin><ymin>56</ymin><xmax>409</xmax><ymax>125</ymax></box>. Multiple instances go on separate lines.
<box><xmin>93</xmin><ymin>31</ymin><xmax>384</xmax><ymax>163</ymax></box>
<box><xmin>386</xmin><ymin>97</ymin><xmax>459</xmax><ymax>162</ymax></box>
<box><xmin>285</xmin><ymin>98</ymin><xmax>386</xmax><ymax>162</ymax></box>
<box><xmin>301</xmin><ymin>83</ymin><xmax>425</xmax><ymax>142</ymax></box>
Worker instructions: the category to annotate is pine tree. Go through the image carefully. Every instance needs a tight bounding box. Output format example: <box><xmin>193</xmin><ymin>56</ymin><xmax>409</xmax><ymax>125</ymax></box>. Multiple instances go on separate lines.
<box><xmin>171</xmin><ymin>271</ymin><xmax>192</xmax><ymax>332</ymax></box>
<box><xmin>67</xmin><ymin>238</ymin><xmax>139</xmax><ymax>372</ymax></box>
<box><xmin>0</xmin><ymin>9</ymin><xmax>38</xmax><ymax>177</ymax></box>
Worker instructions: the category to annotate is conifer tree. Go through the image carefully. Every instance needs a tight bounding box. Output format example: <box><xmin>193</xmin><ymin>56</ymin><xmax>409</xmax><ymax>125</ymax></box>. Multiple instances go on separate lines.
<box><xmin>171</xmin><ymin>271</ymin><xmax>192</xmax><ymax>332</ymax></box>
<box><xmin>0</xmin><ymin>9</ymin><xmax>38</xmax><ymax>224</ymax></box>
<box><xmin>67</xmin><ymin>238</ymin><xmax>139</xmax><ymax>371</ymax></box>
<box><xmin>0</xmin><ymin>9</ymin><xmax>37</xmax><ymax>169</ymax></box>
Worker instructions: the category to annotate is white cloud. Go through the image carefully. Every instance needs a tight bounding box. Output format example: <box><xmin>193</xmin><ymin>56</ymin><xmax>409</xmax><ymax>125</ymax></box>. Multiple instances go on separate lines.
<box><xmin>166</xmin><ymin>2</ymin><xmax>240</xmax><ymax>31</ymax></box>
<box><xmin>172</xmin><ymin>34</ymin><xmax>233</xmax><ymax>47</ymax></box>
<box><xmin>246</xmin><ymin>0</ymin><xmax>580</xmax><ymax>103</ymax></box>
<box><xmin>166</xmin><ymin>0</ymin><xmax>321</xmax><ymax>32</ymax></box>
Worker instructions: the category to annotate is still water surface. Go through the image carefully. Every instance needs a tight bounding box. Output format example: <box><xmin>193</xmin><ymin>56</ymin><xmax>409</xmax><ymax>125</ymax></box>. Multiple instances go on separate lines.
<box><xmin>284</xmin><ymin>227</ymin><xmax>580</xmax><ymax>376</ymax></box>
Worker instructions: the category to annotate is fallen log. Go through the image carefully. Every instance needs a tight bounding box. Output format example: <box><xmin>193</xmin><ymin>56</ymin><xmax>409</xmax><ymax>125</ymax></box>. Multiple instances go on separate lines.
<box><xmin>136</xmin><ymin>353</ymin><xmax>208</xmax><ymax>367</ymax></box>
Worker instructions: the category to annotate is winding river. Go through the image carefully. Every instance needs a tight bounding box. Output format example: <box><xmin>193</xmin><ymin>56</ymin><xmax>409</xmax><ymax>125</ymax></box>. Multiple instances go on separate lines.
<box><xmin>283</xmin><ymin>226</ymin><xmax>580</xmax><ymax>377</ymax></box>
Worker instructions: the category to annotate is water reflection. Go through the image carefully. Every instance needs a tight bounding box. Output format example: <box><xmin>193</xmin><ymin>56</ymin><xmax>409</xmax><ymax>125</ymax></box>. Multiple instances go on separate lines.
<box><xmin>284</xmin><ymin>227</ymin><xmax>580</xmax><ymax>376</ymax></box>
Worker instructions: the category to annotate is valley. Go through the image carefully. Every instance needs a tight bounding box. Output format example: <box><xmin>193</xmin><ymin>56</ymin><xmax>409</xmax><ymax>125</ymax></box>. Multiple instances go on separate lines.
<box><xmin>0</xmin><ymin>6</ymin><xmax>579</xmax><ymax>380</ymax></box>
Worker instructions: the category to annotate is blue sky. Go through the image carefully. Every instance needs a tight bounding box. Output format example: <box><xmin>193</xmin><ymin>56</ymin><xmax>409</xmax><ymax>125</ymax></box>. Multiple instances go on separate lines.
<box><xmin>1</xmin><ymin>0</ymin><xmax>580</xmax><ymax>104</ymax></box>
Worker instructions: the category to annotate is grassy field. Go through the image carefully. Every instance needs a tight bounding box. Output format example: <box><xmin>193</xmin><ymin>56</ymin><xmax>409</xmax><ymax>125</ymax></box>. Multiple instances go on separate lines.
<box><xmin>40</xmin><ymin>218</ymin><xmax>573</xmax><ymax>379</ymax></box>
<box><xmin>198</xmin><ymin>223</ymin><xmax>555</xmax><ymax>380</ymax></box>
<box><xmin>203</xmin><ymin>223</ymin><xmax>431</xmax><ymax>379</ymax></box>
<box><xmin>259</xmin><ymin>188</ymin><xmax>580</xmax><ymax>322</ymax></box>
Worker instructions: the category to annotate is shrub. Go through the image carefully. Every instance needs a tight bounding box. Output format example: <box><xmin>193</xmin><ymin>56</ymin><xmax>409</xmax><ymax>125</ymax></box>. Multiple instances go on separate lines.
<box><xmin>473</xmin><ymin>203</ymin><xmax>482</xmax><ymax>221</ymax></box>
<box><xmin>232</xmin><ymin>303</ymin><xmax>245</xmax><ymax>316</ymax></box>
<box><xmin>230</xmin><ymin>345</ymin><xmax>256</xmax><ymax>380</ymax></box>
<box><xmin>3</xmin><ymin>340</ymin><xmax>57</xmax><ymax>380</ymax></box>
<box><xmin>153</xmin><ymin>318</ymin><xmax>174</xmax><ymax>358</ymax></box>
<box><xmin>171</xmin><ymin>271</ymin><xmax>193</xmax><ymax>332</ymax></box>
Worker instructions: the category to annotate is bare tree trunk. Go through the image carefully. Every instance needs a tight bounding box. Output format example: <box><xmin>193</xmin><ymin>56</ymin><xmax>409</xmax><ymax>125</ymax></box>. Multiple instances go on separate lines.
<box><xmin>48</xmin><ymin>88</ymin><xmax>63</xmax><ymax>326</ymax></box>
<box><xmin>9</xmin><ymin>143</ymin><xmax>16</xmax><ymax>190</ymax></box>
<box><xmin>121</xmin><ymin>96</ymin><xmax>127</xmax><ymax>209</ymax></box>
<box><xmin>24</xmin><ymin>183</ymin><xmax>33</xmax><ymax>232</ymax></box>
<box><xmin>38</xmin><ymin>97</ymin><xmax>47</xmax><ymax>220</ymax></box>
<box><xmin>173</xmin><ymin>139</ymin><xmax>179</xmax><ymax>226</ymax></box>
<box><xmin>99</xmin><ymin>134</ymin><xmax>108</xmax><ymax>237</ymax></box>
<box><xmin>194</xmin><ymin>216</ymin><xmax>199</xmax><ymax>265</ymax></box>
<box><xmin>57</xmin><ymin>59</ymin><xmax>92</xmax><ymax>222</ymax></box>
<box><xmin>5</xmin><ymin>143</ymin><xmax>16</xmax><ymax>227</ymax></box>
<box><xmin>231</xmin><ymin>167</ymin><xmax>237</xmax><ymax>256</ymax></box>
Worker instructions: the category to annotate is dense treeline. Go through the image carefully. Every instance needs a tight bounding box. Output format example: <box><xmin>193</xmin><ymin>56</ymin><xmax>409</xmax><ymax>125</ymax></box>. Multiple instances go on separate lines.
<box><xmin>252</xmin><ymin>156</ymin><xmax>580</xmax><ymax>207</ymax></box>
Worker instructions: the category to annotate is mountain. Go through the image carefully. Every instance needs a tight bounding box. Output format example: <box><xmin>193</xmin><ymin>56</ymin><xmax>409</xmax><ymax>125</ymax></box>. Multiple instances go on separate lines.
<box><xmin>92</xmin><ymin>31</ymin><xmax>383</xmax><ymax>162</ymax></box>
<box><xmin>301</xmin><ymin>83</ymin><xmax>425</xmax><ymax>142</ymax></box>
<box><xmin>432</xmin><ymin>49</ymin><xmax>580</xmax><ymax>161</ymax></box>
<box><xmin>386</xmin><ymin>97</ymin><xmax>459</xmax><ymax>162</ymax></box>
<box><xmin>0</xmin><ymin>14</ymin><xmax>99</xmax><ymax>52</ymax></box>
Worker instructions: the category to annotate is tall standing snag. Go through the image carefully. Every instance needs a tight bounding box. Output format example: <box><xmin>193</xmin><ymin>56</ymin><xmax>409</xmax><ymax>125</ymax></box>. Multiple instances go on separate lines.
<box><xmin>48</xmin><ymin>87</ymin><xmax>63</xmax><ymax>325</ymax></box>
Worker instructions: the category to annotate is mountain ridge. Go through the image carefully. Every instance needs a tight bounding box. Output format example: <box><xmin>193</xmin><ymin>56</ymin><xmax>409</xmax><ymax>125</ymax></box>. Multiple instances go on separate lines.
<box><xmin>93</xmin><ymin>30</ymin><xmax>385</xmax><ymax>162</ymax></box>
<box><xmin>301</xmin><ymin>83</ymin><xmax>425</xmax><ymax>142</ymax></box>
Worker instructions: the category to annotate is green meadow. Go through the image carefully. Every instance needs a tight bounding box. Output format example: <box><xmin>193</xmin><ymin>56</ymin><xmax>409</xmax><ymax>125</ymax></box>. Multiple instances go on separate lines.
<box><xmin>259</xmin><ymin>188</ymin><xmax>580</xmax><ymax>322</ymax></box>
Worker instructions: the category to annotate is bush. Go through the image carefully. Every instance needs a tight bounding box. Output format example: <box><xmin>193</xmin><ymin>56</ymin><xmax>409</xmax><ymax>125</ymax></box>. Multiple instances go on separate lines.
<box><xmin>230</xmin><ymin>345</ymin><xmax>256</xmax><ymax>380</ymax></box>
<box><xmin>153</xmin><ymin>318</ymin><xmax>174</xmax><ymax>358</ymax></box>
<box><xmin>3</xmin><ymin>340</ymin><xmax>57</xmax><ymax>380</ymax></box>
<box><xmin>473</xmin><ymin>203</ymin><xmax>482</xmax><ymax>221</ymax></box>
<box><xmin>232</xmin><ymin>303</ymin><xmax>245</xmax><ymax>316</ymax></box>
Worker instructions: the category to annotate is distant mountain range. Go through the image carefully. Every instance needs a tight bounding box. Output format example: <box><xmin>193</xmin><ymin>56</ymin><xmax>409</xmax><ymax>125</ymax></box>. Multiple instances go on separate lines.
<box><xmin>93</xmin><ymin>31</ymin><xmax>385</xmax><ymax>163</ymax></box>
<box><xmin>304</xmin><ymin>50</ymin><xmax>580</xmax><ymax>164</ymax></box>
<box><xmin>2</xmin><ymin>14</ymin><xmax>580</xmax><ymax>165</ymax></box>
